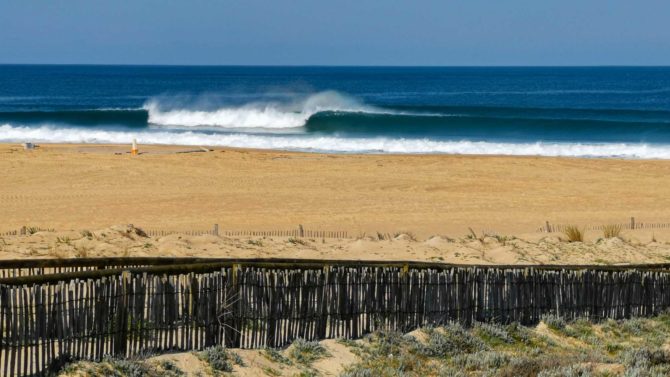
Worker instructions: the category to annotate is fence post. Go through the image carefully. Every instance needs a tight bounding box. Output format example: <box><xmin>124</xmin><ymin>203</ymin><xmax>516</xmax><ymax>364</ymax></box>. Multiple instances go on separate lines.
<box><xmin>225</xmin><ymin>263</ymin><xmax>242</xmax><ymax>348</ymax></box>
<box><xmin>213</xmin><ymin>224</ymin><xmax>219</xmax><ymax>236</ymax></box>
<box><xmin>545</xmin><ymin>221</ymin><xmax>551</xmax><ymax>233</ymax></box>
<box><xmin>631</xmin><ymin>217</ymin><xmax>635</xmax><ymax>230</ymax></box>
<box><xmin>298</xmin><ymin>224</ymin><xmax>304</xmax><ymax>238</ymax></box>
<box><xmin>115</xmin><ymin>271</ymin><xmax>131</xmax><ymax>357</ymax></box>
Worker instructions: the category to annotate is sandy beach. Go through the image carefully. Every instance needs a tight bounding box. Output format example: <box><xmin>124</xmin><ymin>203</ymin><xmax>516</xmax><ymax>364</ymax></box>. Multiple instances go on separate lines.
<box><xmin>2</xmin><ymin>143</ymin><xmax>670</xmax><ymax>238</ymax></box>
<box><xmin>2</xmin><ymin>143</ymin><xmax>670</xmax><ymax>264</ymax></box>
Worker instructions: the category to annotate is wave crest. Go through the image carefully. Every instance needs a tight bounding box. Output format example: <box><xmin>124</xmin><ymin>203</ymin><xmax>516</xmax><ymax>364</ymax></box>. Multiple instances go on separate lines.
<box><xmin>144</xmin><ymin>91</ymin><xmax>374</xmax><ymax>129</ymax></box>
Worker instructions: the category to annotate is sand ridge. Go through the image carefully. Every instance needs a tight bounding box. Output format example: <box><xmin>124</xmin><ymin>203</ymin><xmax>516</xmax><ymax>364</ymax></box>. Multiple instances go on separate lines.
<box><xmin>2</xmin><ymin>224</ymin><xmax>670</xmax><ymax>265</ymax></box>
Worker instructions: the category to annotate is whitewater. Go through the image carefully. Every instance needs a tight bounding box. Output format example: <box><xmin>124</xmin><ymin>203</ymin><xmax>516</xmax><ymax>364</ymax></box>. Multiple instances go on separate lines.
<box><xmin>3</xmin><ymin>66</ymin><xmax>670</xmax><ymax>159</ymax></box>
<box><xmin>3</xmin><ymin>123</ymin><xmax>670</xmax><ymax>158</ymax></box>
<box><xmin>144</xmin><ymin>91</ymin><xmax>384</xmax><ymax>129</ymax></box>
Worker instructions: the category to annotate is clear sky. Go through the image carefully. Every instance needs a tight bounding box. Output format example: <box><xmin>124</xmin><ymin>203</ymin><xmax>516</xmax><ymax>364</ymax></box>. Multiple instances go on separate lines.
<box><xmin>1</xmin><ymin>0</ymin><xmax>669</xmax><ymax>66</ymax></box>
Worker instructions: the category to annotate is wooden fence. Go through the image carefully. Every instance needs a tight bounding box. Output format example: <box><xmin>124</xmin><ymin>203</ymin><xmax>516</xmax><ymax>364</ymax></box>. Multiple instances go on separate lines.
<box><xmin>144</xmin><ymin>226</ymin><xmax>348</xmax><ymax>239</ymax></box>
<box><xmin>539</xmin><ymin>217</ymin><xmax>670</xmax><ymax>233</ymax></box>
<box><xmin>0</xmin><ymin>225</ymin><xmax>349</xmax><ymax>239</ymax></box>
<box><xmin>2</xmin><ymin>258</ymin><xmax>670</xmax><ymax>376</ymax></box>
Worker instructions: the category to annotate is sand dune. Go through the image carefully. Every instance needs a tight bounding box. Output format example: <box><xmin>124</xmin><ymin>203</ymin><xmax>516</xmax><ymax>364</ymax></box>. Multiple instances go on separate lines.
<box><xmin>2</xmin><ymin>224</ymin><xmax>670</xmax><ymax>265</ymax></box>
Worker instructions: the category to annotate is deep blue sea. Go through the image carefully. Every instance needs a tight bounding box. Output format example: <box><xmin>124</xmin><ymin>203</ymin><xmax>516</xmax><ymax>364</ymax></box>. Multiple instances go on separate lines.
<box><xmin>1</xmin><ymin>65</ymin><xmax>670</xmax><ymax>158</ymax></box>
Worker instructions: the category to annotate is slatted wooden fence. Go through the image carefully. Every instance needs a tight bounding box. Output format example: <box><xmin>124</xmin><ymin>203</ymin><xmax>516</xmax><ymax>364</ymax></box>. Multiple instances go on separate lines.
<box><xmin>0</xmin><ymin>226</ymin><xmax>348</xmax><ymax>239</ymax></box>
<box><xmin>144</xmin><ymin>228</ymin><xmax>348</xmax><ymax>239</ymax></box>
<box><xmin>540</xmin><ymin>217</ymin><xmax>670</xmax><ymax>233</ymax></box>
<box><xmin>1</xmin><ymin>259</ymin><xmax>670</xmax><ymax>376</ymax></box>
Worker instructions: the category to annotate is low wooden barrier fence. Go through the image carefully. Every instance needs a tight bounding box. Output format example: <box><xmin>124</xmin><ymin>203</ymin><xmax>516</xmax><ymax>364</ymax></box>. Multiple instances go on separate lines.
<box><xmin>1</xmin><ymin>258</ymin><xmax>670</xmax><ymax>376</ymax></box>
<box><xmin>540</xmin><ymin>217</ymin><xmax>670</xmax><ymax>233</ymax></box>
<box><xmin>0</xmin><ymin>225</ymin><xmax>349</xmax><ymax>239</ymax></box>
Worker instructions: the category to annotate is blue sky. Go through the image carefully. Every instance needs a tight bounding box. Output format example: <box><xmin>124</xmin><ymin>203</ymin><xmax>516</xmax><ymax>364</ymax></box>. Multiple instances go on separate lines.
<box><xmin>1</xmin><ymin>0</ymin><xmax>669</xmax><ymax>65</ymax></box>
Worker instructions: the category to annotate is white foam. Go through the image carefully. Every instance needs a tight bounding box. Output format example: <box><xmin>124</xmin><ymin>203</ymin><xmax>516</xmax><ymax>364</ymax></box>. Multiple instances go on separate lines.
<box><xmin>2</xmin><ymin>124</ymin><xmax>670</xmax><ymax>159</ymax></box>
<box><xmin>144</xmin><ymin>91</ymin><xmax>376</xmax><ymax>128</ymax></box>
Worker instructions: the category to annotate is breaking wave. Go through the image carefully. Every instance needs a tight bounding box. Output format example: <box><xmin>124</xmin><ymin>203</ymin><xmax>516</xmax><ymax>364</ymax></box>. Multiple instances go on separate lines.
<box><xmin>143</xmin><ymin>91</ymin><xmax>380</xmax><ymax>128</ymax></box>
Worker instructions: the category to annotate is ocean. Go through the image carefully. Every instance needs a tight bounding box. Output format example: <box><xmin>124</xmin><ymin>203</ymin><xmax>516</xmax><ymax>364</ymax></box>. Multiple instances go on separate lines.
<box><xmin>1</xmin><ymin>65</ymin><xmax>670</xmax><ymax>158</ymax></box>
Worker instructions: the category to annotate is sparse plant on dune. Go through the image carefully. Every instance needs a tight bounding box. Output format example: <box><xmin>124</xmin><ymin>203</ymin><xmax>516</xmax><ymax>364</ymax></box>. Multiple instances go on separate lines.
<box><xmin>289</xmin><ymin>338</ymin><xmax>330</xmax><ymax>365</ymax></box>
<box><xmin>56</xmin><ymin>236</ymin><xmax>71</xmax><ymax>245</ymax></box>
<box><xmin>562</xmin><ymin>226</ymin><xmax>584</xmax><ymax>242</ymax></box>
<box><xmin>376</xmin><ymin>232</ymin><xmax>392</xmax><ymax>241</ymax></box>
<box><xmin>74</xmin><ymin>245</ymin><xmax>90</xmax><ymax>258</ymax></box>
<box><xmin>465</xmin><ymin>227</ymin><xmax>490</xmax><ymax>243</ymax></box>
<box><xmin>541</xmin><ymin>314</ymin><xmax>566</xmax><ymax>330</ymax></box>
<box><xmin>602</xmin><ymin>224</ymin><xmax>622</xmax><ymax>239</ymax></box>
<box><xmin>393</xmin><ymin>231</ymin><xmax>417</xmax><ymax>241</ymax></box>
<box><xmin>199</xmin><ymin>345</ymin><xmax>234</xmax><ymax>372</ymax></box>
<box><xmin>288</xmin><ymin>237</ymin><xmax>308</xmax><ymax>246</ymax></box>
<box><xmin>247</xmin><ymin>239</ymin><xmax>263</xmax><ymax>247</ymax></box>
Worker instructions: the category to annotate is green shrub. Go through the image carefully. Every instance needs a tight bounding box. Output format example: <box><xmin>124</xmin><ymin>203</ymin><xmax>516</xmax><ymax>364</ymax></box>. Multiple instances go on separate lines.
<box><xmin>453</xmin><ymin>350</ymin><xmax>510</xmax><ymax>371</ymax></box>
<box><xmin>474</xmin><ymin>322</ymin><xmax>514</xmax><ymax>344</ymax></box>
<box><xmin>263</xmin><ymin>348</ymin><xmax>293</xmax><ymax>365</ymax></box>
<box><xmin>289</xmin><ymin>338</ymin><xmax>330</xmax><ymax>365</ymax></box>
<box><xmin>541</xmin><ymin>314</ymin><xmax>567</xmax><ymax>330</ymax></box>
<box><xmin>199</xmin><ymin>345</ymin><xmax>233</xmax><ymax>372</ymax></box>
<box><xmin>418</xmin><ymin>323</ymin><xmax>486</xmax><ymax>357</ymax></box>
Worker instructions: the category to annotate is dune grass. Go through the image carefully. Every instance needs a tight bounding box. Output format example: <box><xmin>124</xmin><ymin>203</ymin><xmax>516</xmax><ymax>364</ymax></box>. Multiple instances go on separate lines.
<box><xmin>603</xmin><ymin>224</ymin><xmax>622</xmax><ymax>239</ymax></box>
<box><xmin>562</xmin><ymin>225</ymin><xmax>584</xmax><ymax>242</ymax></box>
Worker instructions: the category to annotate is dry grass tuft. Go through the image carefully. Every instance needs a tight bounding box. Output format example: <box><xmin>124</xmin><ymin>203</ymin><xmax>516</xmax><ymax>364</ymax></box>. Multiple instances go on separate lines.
<box><xmin>563</xmin><ymin>226</ymin><xmax>584</xmax><ymax>242</ymax></box>
<box><xmin>602</xmin><ymin>224</ymin><xmax>622</xmax><ymax>239</ymax></box>
<box><xmin>393</xmin><ymin>231</ymin><xmax>417</xmax><ymax>241</ymax></box>
<box><xmin>288</xmin><ymin>237</ymin><xmax>308</xmax><ymax>246</ymax></box>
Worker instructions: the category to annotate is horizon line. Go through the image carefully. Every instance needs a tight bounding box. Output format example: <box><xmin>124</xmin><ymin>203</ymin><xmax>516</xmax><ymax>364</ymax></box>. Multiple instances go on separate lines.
<box><xmin>2</xmin><ymin>63</ymin><xmax>670</xmax><ymax>68</ymax></box>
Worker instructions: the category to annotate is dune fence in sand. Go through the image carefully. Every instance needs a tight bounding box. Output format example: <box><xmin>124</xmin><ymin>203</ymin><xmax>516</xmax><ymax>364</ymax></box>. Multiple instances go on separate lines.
<box><xmin>0</xmin><ymin>224</ymin><xmax>349</xmax><ymax>239</ymax></box>
<box><xmin>1</xmin><ymin>258</ymin><xmax>670</xmax><ymax>376</ymax></box>
<box><xmin>539</xmin><ymin>217</ymin><xmax>670</xmax><ymax>233</ymax></box>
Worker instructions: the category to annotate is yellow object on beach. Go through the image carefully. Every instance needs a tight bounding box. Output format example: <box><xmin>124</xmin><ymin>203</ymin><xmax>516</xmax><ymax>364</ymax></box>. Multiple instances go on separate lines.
<box><xmin>131</xmin><ymin>139</ymin><xmax>138</xmax><ymax>155</ymax></box>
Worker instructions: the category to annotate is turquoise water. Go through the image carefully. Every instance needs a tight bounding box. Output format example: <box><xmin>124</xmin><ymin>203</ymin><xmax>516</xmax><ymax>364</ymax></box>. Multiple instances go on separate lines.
<box><xmin>1</xmin><ymin>65</ymin><xmax>670</xmax><ymax>157</ymax></box>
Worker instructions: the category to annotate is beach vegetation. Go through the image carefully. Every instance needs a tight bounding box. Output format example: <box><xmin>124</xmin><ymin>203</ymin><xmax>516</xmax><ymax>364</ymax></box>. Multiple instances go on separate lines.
<box><xmin>341</xmin><ymin>313</ymin><xmax>670</xmax><ymax>377</ymax></box>
<box><xmin>289</xmin><ymin>338</ymin><xmax>330</xmax><ymax>365</ymax></box>
<box><xmin>264</xmin><ymin>348</ymin><xmax>293</xmax><ymax>365</ymax></box>
<box><xmin>80</xmin><ymin>229</ymin><xmax>93</xmax><ymax>238</ymax></box>
<box><xmin>54</xmin><ymin>313</ymin><xmax>670</xmax><ymax>376</ymax></box>
<box><xmin>73</xmin><ymin>245</ymin><xmax>90</xmax><ymax>258</ymax></box>
<box><xmin>541</xmin><ymin>313</ymin><xmax>566</xmax><ymax>330</ymax></box>
<box><xmin>56</xmin><ymin>236</ymin><xmax>71</xmax><ymax>245</ymax></box>
<box><xmin>61</xmin><ymin>355</ymin><xmax>185</xmax><ymax>377</ymax></box>
<box><xmin>376</xmin><ymin>231</ymin><xmax>392</xmax><ymax>241</ymax></box>
<box><xmin>602</xmin><ymin>224</ymin><xmax>622</xmax><ymax>239</ymax></box>
<box><xmin>247</xmin><ymin>239</ymin><xmax>263</xmax><ymax>246</ymax></box>
<box><xmin>288</xmin><ymin>237</ymin><xmax>308</xmax><ymax>246</ymax></box>
<box><xmin>466</xmin><ymin>227</ymin><xmax>484</xmax><ymax>242</ymax></box>
<box><xmin>262</xmin><ymin>366</ymin><xmax>282</xmax><ymax>376</ymax></box>
<box><xmin>562</xmin><ymin>226</ymin><xmax>584</xmax><ymax>242</ymax></box>
<box><xmin>198</xmin><ymin>345</ymin><xmax>234</xmax><ymax>372</ymax></box>
<box><xmin>393</xmin><ymin>231</ymin><xmax>417</xmax><ymax>241</ymax></box>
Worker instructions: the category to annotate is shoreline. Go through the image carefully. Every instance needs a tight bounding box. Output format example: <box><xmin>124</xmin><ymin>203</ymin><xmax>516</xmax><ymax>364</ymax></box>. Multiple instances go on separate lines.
<box><xmin>6</xmin><ymin>141</ymin><xmax>669</xmax><ymax>160</ymax></box>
